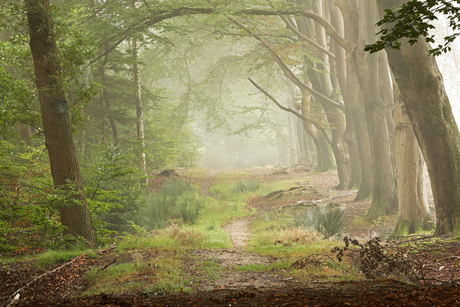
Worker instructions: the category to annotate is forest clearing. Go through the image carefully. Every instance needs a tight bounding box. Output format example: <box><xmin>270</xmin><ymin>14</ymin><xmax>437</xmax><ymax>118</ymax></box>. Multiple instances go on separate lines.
<box><xmin>2</xmin><ymin>167</ymin><xmax>460</xmax><ymax>306</ymax></box>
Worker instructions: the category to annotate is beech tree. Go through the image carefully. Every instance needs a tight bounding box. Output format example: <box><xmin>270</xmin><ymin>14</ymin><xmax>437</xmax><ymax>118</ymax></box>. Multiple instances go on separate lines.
<box><xmin>391</xmin><ymin>80</ymin><xmax>434</xmax><ymax>237</ymax></box>
<box><xmin>367</xmin><ymin>0</ymin><xmax>460</xmax><ymax>235</ymax></box>
<box><xmin>25</xmin><ymin>0</ymin><xmax>96</xmax><ymax>246</ymax></box>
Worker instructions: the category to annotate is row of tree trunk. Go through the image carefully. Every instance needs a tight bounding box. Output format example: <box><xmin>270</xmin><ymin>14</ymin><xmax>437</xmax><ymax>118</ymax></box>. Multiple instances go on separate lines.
<box><xmin>272</xmin><ymin>0</ymin><xmax>460</xmax><ymax>236</ymax></box>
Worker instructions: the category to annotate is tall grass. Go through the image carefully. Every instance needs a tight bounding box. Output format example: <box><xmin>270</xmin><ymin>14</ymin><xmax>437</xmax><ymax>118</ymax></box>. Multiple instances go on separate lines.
<box><xmin>138</xmin><ymin>179</ymin><xmax>205</xmax><ymax>230</ymax></box>
<box><xmin>293</xmin><ymin>204</ymin><xmax>346</xmax><ymax>239</ymax></box>
<box><xmin>177</xmin><ymin>193</ymin><xmax>205</xmax><ymax>224</ymax></box>
<box><xmin>232</xmin><ymin>180</ymin><xmax>261</xmax><ymax>193</ymax></box>
<box><xmin>141</xmin><ymin>193</ymin><xmax>175</xmax><ymax>229</ymax></box>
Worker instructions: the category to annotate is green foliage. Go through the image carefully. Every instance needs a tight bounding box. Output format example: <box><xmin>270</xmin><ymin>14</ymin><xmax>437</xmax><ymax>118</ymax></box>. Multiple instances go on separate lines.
<box><xmin>80</xmin><ymin>145</ymin><xmax>144</xmax><ymax>241</ymax></box>
<box><xmin>364</xmin><ymin>0</ymin><xmax>460</xmax><ymax>56</ymax></box>
<box><xmin>0</xmin><ymin>141</ymin><xmax>65</xmax><ymax>254</ymax></box>
<box><xmin>161</xmin><ymin>178</ymin><xmax>192</xmax><ymax>197</ymax></box>
<box><xmin>141</xmin><ymin>193</ymin><xmax>175</xmax><ymax>230</ymax></box>
<box><xmin>293</xmin><ymin>204</ymin><xmax>346</xmax><ymax>239</ymax></box>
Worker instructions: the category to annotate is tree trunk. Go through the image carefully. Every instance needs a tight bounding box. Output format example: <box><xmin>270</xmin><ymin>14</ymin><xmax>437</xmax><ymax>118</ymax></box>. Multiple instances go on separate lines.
<box><xmin>335</xmin><ymin>0</ymin><xmax>373</xmax><ymax>200</ymax></box>
<box><xmin>17</xmin><ymin>123</ymin><xmax>32</xmax><ymax>145</ymax></box>
<box><xmin>288</xmin><ymin>111</ymin><xmax>299</xmax><ymax>164</ymax></box>
<box><xmin>390</xmin><ymin>79</ymin><xmax>434</xmax><ymax>238</ymax></box>
<box><xmin>300</xmin><ymin>91</ymin><xmax>335</xmax><ymax>172</ymax></box>
<box><xmin>306</xmin><ymin>1</ymin><xmax>351</xmax><ymax>188</ymax></box>
<box><xmin>25</xmin><ymin>0</ymin><xmax>96</xmax><ymax>247</ymax></box>
<box><xmin>353</xmin><ymin>0</ymin><xmax>398</xmax><ymax>220</ymax></box>
<box><xmin>132</xmin><ymin>38</ymin><xmax>147</xmax><ymax>181</ymax></box>
<box><xmin>329</xmin><ymin>1</ymin><xmax>361</xmax><ymax>189</ymax></box>
<box><xmin>378</xmin><ymin>0</ymin><xmax>460</xmax><ymax>235</ymax></box>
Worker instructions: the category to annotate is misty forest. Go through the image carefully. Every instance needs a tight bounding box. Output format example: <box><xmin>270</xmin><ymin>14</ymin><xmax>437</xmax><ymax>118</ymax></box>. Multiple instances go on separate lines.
<box><xmin>4</xmin><ymin>0</ymin><xmax>460</xmax><ymax>306</ymax></box>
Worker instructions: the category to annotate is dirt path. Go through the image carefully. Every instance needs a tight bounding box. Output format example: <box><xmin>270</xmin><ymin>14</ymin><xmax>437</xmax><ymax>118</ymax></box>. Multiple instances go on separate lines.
<box><xmin>190</xmin><ymin>174</ymin><xmax>298</xmax><ymax>291</ymax></box>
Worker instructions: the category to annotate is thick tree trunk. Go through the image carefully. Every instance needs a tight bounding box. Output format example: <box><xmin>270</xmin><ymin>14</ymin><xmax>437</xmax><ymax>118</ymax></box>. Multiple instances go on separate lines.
<box><xmin>25</xmin><ymin>0</ymin><xmax>96</xmax><ymax>247</ymax></box>
<box><xmin>378</xmin><ymin>0</ymin><xmax>460</xmax><ymax>235</ymax></box>
<box><xmin>337</xmin><ymin>0</ymin><xmax>397</xmax><ymax>220</ymax></box>
<box><xmin>329</xmin><ymin>2</ymin><xmax>361</xmax><ymax>189</ymax></box>
<box><xmin>309</xmin><ymin>0</ymin><xmax>351</xmax><ymax>189</ymax></box>
<box><xmin>391</xmin><ymin>80</ymin><xmax>434</xmax><ymax>238</ymax></box>
<box><xmin>335</xmin><ymin>0</ymin><xmax>373</xmax><ymax>200</ymax></box>
<box><xmin>353</xmin><ymin>0</ymin><xmax>398</xmax><ymax>219</ymax></box>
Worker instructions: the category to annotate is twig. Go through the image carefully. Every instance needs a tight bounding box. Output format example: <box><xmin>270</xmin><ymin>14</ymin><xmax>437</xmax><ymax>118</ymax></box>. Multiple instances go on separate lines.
<box><xmin>5</xmin><ymin>254</ymin><xmax>86</xmax><ymax>307</ymax></box>
<box><xmin>344</xmin><ymin>41</ymin><xmax>358</xmax><ymax>62</ymax></box>
<box><xmin>62</xmin><ymin>257</ymin><xmax>118</xmax><ymax>299</ymax></box>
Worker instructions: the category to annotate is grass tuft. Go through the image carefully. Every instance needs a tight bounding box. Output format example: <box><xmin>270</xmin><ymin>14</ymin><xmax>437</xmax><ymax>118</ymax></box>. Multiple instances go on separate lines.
<box><xmin>293</xmin><ymin>205</ymin><xmax>346</xmax><ymax>239</ymax></box>
<box><xmin>232</xmin><ymin>180</ymin><xmax>261</xmax><ymax>193</ymax></box>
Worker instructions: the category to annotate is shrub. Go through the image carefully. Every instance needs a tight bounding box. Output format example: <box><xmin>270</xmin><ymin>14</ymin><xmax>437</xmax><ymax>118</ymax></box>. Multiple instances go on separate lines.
<box><xmin>0</xmin><ymin>141</ymin><xmax>66</xmax><ymax>254</ymax></box>
<box><xmin>293</xmin><ymin>204</ymin><xmax>346</xmax><ymax>239</ymax></box>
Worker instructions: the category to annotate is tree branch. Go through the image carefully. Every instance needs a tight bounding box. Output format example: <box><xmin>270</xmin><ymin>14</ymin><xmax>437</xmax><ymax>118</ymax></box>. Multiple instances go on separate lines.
<box><xmin>248</xmin><ymin>77</ymin><xmax>332</xmax><ymax>145</ymax></box>
<box><xmin>230</xmin><ymin>18</ymin><xmax>345</xmax><ymax>112</ymax></box>
<box><xmin>279</xmin><ymin>15</ymin><xmax>336</xmax><ymax>60</ymax></box>
<box><xmin>86</xmin><ymin>6</ymin><xmax>350</xmax><ymax>70</ymax></box>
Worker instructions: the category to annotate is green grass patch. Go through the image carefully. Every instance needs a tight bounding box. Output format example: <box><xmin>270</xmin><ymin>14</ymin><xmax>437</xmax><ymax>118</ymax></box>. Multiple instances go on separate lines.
<box><xmin>80</xmin><ymin>251</ymin><xmax>193</xmax><ymax>296</ymax></box>
<box><xmin>35</xmin><ymin>247</ymin><xmax>98</xmax><ymax>268</ymax></box>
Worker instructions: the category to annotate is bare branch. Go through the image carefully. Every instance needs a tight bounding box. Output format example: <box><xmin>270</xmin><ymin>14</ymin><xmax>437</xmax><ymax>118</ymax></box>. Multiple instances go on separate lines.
<box><xmin>279</xmin><ymin>15</ymin><xmax>336</xmax><ymax>60</ymax></box>
<box><xmin>248</xmin><ymin>78</ymin><xmax>332</xmax><ymax>145</ymax></box>
<box><xmin>230</xmin><ymin>18</ymin><xmax>345</xmax><ymax>112</ymax></box>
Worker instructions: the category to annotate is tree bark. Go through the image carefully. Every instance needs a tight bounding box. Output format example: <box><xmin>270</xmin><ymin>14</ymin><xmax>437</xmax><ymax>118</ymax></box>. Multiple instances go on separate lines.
<box><xmin>391</xmin><ymin>79</ymin><xmax>434</xmax><ymax>238</ymax></box>
<box><xmin>311</xmin><ymin>0</ymin><xmax>351</xmax><ymax>190</ymax></box>
<box><xmin>335</xmin><ymin>0</ymin><xmax>373</xmax><ymax>200</ymax></box>
<box><xmin>25</xmin><ymin>0</ymin><xmax>96</xmax><ymax>247</ymax></box>
<box><xmin>341</xmin><ymin>0</ymin><xmax>397</xmax><ymax>218</ymax></box>
<box><xmin>360</xmin><ymin>0</ymin><xmax>397</xmax><ymax>220</ymax></box>
<box><xmin>378</xmin><ymin>0</ymin><xmax>460</xmax><ymax>235</ymax></box>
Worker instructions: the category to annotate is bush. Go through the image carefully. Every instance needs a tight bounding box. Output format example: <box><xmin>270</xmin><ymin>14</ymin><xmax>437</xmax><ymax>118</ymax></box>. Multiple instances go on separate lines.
<box><xmin>293</xmin><ymin>204</ymin><xmax>346</xmax><ymax>239</ymax></box>
<box><xmin>232</xmin><ymin>180</ymin><xmax>261</xmax><ymax>193</ymax></box>
<box><xmin>80</xmin><ymin>145</ymin><xmax>144</xmax><ymax>242</ymax></box>
<box><xmin>0</xmin><ymin>141</ymin><xmax>66</xmax><ymax>254</ymax></box>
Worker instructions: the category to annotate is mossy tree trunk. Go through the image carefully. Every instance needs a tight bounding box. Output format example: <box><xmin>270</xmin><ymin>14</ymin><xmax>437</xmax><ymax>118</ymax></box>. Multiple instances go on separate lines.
<box><xmin>378</xmin><ymin>0</ymin><xmax>460</xmax><ymax>235</ymax></box>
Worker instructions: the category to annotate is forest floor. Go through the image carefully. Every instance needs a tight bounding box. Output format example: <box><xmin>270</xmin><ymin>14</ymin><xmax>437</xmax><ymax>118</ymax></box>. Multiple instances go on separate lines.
<box><xmin>3</xmin><ymin>167</ymin><xmax>460</xmax><ymax>306</ymax></box>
